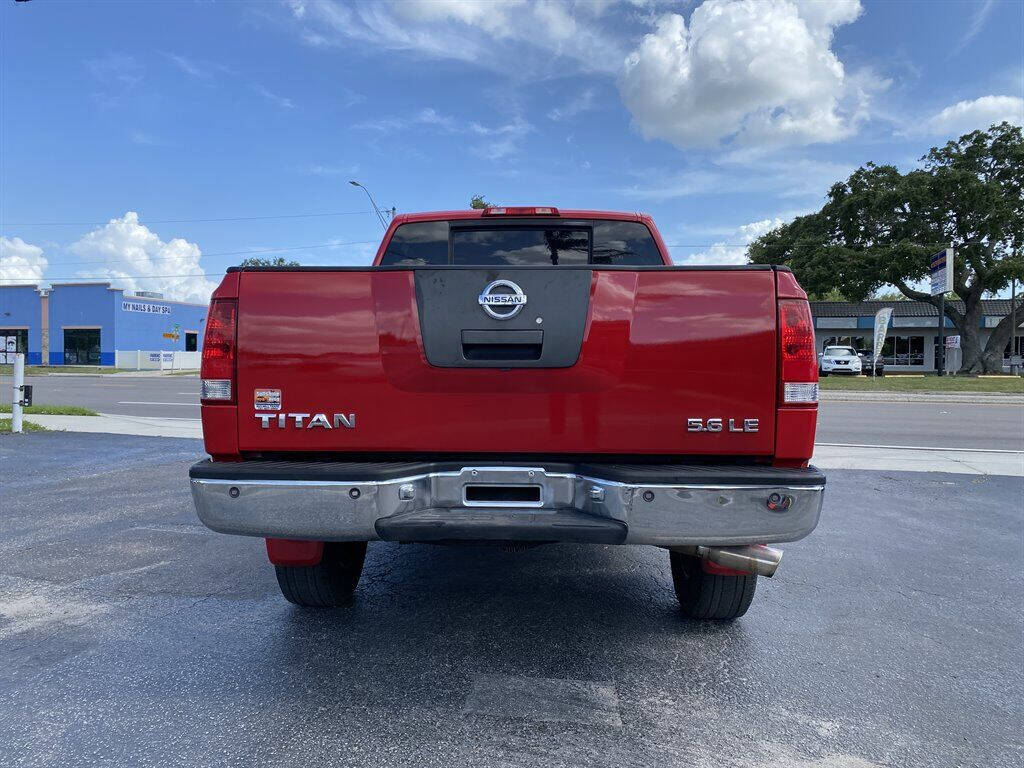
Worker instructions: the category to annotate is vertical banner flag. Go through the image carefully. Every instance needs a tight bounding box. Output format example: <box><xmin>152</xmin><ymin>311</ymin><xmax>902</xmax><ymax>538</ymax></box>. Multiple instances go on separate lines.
<box><xmin>930</xmin><ymin>248</ymin><xmax>954</xmax><ymax>296</ymax></box>
<box><xmin>873</xmin><ymin>308</ymin><xmax>893</xmax><ymax>368</ymax></box>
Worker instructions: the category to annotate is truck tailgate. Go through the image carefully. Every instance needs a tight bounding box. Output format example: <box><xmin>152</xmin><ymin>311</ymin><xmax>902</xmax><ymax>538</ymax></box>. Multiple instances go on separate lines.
<box><xmin>234</xmin><ymin>267</ymin><xmax>777</xmax><ymax>456</ymax></box>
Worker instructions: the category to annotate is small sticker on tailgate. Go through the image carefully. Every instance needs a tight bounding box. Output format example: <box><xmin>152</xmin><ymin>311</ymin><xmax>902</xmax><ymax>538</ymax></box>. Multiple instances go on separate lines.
<box><xmin>254</xmin><ymin>388</ymin><xmax>281</xmax><ymax>411</ymax></box>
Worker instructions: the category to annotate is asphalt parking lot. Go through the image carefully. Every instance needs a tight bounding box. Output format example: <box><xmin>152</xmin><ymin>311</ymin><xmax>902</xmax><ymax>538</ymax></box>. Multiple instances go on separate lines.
<box><xmin>1</xmin><ymin>432</ymin><xmax>1021</xmax><ymax>767</ymax></box>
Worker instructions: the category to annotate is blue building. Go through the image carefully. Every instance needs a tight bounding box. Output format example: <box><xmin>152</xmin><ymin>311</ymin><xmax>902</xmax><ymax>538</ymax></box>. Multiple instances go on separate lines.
<box><xmin>0</xmin><ymin>283</ymin><xmax>207</xmax><ymax>366</ymax></box>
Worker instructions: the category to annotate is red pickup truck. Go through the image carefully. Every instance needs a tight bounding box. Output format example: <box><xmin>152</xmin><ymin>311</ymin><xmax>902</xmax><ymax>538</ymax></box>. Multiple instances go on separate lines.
<box><xmin>190</xmin><ymin>208</ymin><xmax>824</xmax><ymax>620</ymax></box>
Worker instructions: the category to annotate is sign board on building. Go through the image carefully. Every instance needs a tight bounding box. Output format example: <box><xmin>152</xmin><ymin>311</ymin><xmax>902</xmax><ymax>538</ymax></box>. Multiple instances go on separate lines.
<box><xmin>815</xmin><ymin>317</ymin><xmax>858</xmax><ymax>329</ymax></box>
<box><xmin>2</xmin><ymin>336</ymin><xmax>14</xmax><ymax>364</ymax></box>
<box><xmin>122</xmin><ymin>301</ymin><xmax>171</xmax><ymax>315</ymax></box>
<box><xmin>945</xmin><ymin>335</ymin><xmax>961</xmax><ymax>349</ymax></box>
<box><xmin>930</xmin><ymin>248</ymin><xmax>953</xmax><ymax>296</ymax></box>
<box><xmin>892</xmin><ymin>316</ymin><xmax>952</xmax><ymax>328</ymax></box>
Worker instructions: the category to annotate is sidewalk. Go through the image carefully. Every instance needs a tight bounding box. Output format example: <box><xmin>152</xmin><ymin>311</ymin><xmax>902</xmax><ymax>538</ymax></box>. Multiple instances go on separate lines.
<box><xmin>15</xmin><ymin>413</ymin><xmax>1024</xmax><ymax>477</ymax></box>
<box><xmin>45</xmin><ymin>370</ymin><xmax>199</xmax><ymax>378</ymax></box>
<box><xmin>25</xmin><ymin>413</ymin><xmax>202</xmax><ymax>438</ymax></box>
<box><xmin>812</xmin><ymin>442</ymin><xmax>1023</xmax><ymax>476</ymax></box>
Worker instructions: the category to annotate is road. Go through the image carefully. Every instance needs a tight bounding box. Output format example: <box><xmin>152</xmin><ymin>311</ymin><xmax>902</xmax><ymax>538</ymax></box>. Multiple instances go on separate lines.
<box><xmin>3</xmin><ymin>374</ymin><xmax>1022</xmax><ymax>451</ymax></box>
<box><xmin>2</xmin><ymin>374</ymin><xmax>202</xmax><ymax>419</ymax></box>
<box><xmin>817</xmin><ymin>400</ymin><xmax>1023</xmax><ymax>451</ymax></box>
<box><xmin>0</xmin><ymin>432</ymin><xmax>1021</xmax><ymax>767</ymax></box>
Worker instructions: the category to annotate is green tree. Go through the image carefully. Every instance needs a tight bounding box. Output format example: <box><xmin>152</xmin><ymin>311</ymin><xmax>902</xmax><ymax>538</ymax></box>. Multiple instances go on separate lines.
<box><xmin>469</xmin><ymin>195</ymin><xmax>493</xmax><ymax>209</ymax></box>
<box><xmin>239</xmin><ymin>256</ymin><xmax>300</xmax><ymax>267</ymax></box>
<box><xmin>870</xmin><ymin>291</ymin><xmax>909</xmax><ymax>301</ymax></box>
<box><xmin>749</xmin><ymin>122</ymin><xmax>1024</xmax><ymax>372</ymax></box>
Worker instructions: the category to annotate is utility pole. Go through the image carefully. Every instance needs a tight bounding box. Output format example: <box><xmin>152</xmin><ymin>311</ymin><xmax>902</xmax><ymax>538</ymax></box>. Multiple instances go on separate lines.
<box><xmin>937</xmin><ymin>292</ymin><xmax>946</xmax><ymax>376</ymax></box>
<box><xmin>1012</xmin><ymin>277</ymin><xmax>1019</xmax><ymax>376</ymax></box>
<box><xmin>11</xmin><ymin>353</ymin><xmax>24</xmax><ymax>434</ymax></box>
<box><xmin>932</xmin><ymin>243</ymin><xmax>953</xmax><ymax>377</ymax></box>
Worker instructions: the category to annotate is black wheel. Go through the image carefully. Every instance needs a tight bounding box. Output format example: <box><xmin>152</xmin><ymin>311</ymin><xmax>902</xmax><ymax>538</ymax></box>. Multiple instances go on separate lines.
<box><xmin>275</xmin><ymin>541</ymin><xmax>367</xmax><ymax>607</ymax></box>
<box><xmin>669</xmin><ymin>551</ymin><xmax>757</xmax><ymax>620</ymax></box>
<box><xmin>819</xmin><ymin>369</ymin><xmax>829</xmax><ymax>377</ymax></box>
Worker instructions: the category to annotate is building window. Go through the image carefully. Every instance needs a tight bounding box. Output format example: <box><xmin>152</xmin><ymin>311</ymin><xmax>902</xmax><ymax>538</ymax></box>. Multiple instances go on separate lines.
<box><xmin>0</xmin><ymin>329</ymin><xmax>28</xmax><ymax>353</ymax></box>
<box><xmin>185</xmin><ymin>331</ymin><xmax>198</xmax><ymax>352</ymax></box>
<box><xmin>880</xmin><ymin>335</ymin><xmax>925</xmax><ymax>366</ymax></box>
<box><xmin>64</xmin><ymin>329</ymin><xmax>101</xmax><ymax>365</ymax></box>
<box><xmin>822</xmin><ymin>336</ymin><xmax>870</xmax><ymax>353</ymax></box>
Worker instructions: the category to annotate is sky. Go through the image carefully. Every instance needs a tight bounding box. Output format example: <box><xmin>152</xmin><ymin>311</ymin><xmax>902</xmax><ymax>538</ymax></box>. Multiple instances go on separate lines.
<box><xmin>1</xmin><ymin>0</ymin><xmax>1022</xmax><ymax>304</ymax></box>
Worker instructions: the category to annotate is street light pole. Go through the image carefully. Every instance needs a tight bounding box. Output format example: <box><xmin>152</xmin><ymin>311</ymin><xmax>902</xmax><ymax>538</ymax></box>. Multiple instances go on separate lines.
<box><xmin>349</xmin><ymin>180</ymin><xmax>389</xmax><ymax>230</ymax></box>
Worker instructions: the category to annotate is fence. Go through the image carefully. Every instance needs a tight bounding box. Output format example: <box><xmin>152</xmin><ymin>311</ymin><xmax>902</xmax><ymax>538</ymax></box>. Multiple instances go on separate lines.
<box><xmin>115</xmin><ymin>350</ymin><xmax>201</xmax><ymax>371</ymax></box>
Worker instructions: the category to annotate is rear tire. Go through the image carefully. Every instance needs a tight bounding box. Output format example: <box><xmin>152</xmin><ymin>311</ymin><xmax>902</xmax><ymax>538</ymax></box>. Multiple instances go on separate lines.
<box><xmin>669</xmin><ymin>551</ymin><xmax>757</xmax><ymax>620</ymax></box>
<box><xmin>275</xmin><ymin>541</ymin><xmax>367</xmax><ymax>607</ymax></box>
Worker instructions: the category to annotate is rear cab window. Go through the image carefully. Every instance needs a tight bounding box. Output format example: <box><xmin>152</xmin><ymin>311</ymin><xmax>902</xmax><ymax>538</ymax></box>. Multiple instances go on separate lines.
<box><xmin>379</xmin><ymin>219</ymin><xmax>665</xmax><ymax>266</ymax></box>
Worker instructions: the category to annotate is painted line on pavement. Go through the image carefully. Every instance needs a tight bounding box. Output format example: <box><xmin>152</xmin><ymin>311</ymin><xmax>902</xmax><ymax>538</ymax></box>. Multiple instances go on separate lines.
<box><xmin>99</xmin><ymin>413</ymin><xmax>200</xmax><ymax>422</ymax></box>
<box><xmin>817</xmin><ymin>442</ymin><xmax>1023</xmax><ymax>455</ymax></box>
<box><xmin>117</xmin><ymin>401</ymin><xmax>198</xmax><ymax>406</ymax></box>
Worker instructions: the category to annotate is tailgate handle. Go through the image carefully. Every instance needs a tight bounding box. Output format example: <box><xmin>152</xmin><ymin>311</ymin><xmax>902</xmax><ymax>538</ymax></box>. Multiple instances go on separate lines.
<box><xmin>461</xmin><ymin>330</ymin><xmax>543</xmax><ymax>362</ymax></box>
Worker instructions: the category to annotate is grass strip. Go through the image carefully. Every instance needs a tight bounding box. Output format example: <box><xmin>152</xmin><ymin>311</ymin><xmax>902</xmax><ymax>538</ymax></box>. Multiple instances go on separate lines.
<box><xmin>818</xmin><ymin>375</ymin><xmax>1024</xmax><ymax>393</ymax></box>
<box><xmin>0</xmin><ymin>404</ymin><xmax>99</xmax><ymax>416</ymax></box>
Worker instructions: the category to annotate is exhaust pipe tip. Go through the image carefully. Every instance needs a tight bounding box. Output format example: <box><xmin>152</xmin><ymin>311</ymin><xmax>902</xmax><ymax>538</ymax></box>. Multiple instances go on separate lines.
<box><xmin>674</xmin><ymin>544</ymin><xmax>784</xmax><ymax>578</ymax></box>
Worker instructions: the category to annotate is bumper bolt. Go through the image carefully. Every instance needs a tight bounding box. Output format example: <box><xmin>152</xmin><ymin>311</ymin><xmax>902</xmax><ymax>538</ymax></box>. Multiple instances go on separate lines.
<box><xmin>228</xmin><ymin>487</ymin><xmax>240</xmax><ymax>499</ymax></box>
<box><xmin>589</xmin><ymin>486</ymin><xmax>605</xmax><ymax>502</ymax></box>
<box><xmin>642</xmin><ymin>490</ymin><xmax>655</xmax><ymax>503</ymax></box>
<box><xmin>349</xmin><ymin>488</ymin><xmax>361</xmax><ymax>500</ymax></box>
<box><xmin>398</xmin><ymin>483</ymin><xmax>415</xmax><ymax>501</ymax></box>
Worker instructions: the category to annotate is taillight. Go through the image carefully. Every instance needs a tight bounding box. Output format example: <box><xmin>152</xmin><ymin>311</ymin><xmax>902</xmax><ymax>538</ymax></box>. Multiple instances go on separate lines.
<box><xmin>778</xmin><ymin>299</ymin><xmax>818</xmax><ymax>404</ymax></box>
<box><xmin>201</xmin><ymin>298</ymin><xmax>237</xmax><ymax>402</ymax></box>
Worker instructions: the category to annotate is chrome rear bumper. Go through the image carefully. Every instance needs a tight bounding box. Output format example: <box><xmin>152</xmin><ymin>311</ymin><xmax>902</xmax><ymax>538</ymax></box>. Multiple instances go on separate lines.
<box><xmin>189</xmin><ymin>460</ymin><xmax>824</xmax><ymax>546</ymax></box>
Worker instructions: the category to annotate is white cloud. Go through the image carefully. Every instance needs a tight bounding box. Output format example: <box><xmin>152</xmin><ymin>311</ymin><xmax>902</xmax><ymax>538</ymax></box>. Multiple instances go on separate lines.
<box><xmin>130</xmin><ymin>132</ymin><xmax>169</xmax><ymax>147</ymax></box>
<box><xmin>679</xmin><ymin>218</ymin><xmax>784</xmax><ymax>265</ymax></box>
<box><xmin>251</xmin><ymin>83</ymin><xmax>295</xmax><ymax>109</ymax></box>
<box><xmin>162</xmin><ymin>52</ymin><xmax>232</xmax><ymax>80</ymax></box>
<box><xmin>303</xmin><ymin>163</ymin><xmax>359</xmax><ymax>176</ymax></box>
<box><xmin>616</xmin><ymin>168</ymin><xmax>725</xmax><ymax>200</ymax></box>
<box><xmin>467</xmin><ymin>116</ymin><xmax>533</xmax><ymax>159</ymax></box>
<box><xmin>287</xmin><ymin>0</ymin><xmax>627</xmax><ymax>76</ymax></box>
<box><xmin>548</xmin><ymin>88</ymin><xmax>597</xmax><ymax>122</ymax></box>
<box><xmin>163</xmin><ymin>52</ymin><xmax>208</xmax><ymax>79</ymax></box>
<box><xmin>953</xmin><ymin>0</ymin><xmax>996</xmax><ymax>55</ymax></box>
<box><xmin>619</xmin><ymin>0</ymin><xmax>866</xmax><ymax>150</ymax></box>
<box><xmin>69</xmin><ymin>212</ymin><xmax>216</xmax><ymax>304</ymax></box>
<box><xmin>924</xmin><ymin>95</ymin><xmax>1024</xmax><ymax>137</ymax></box>
<box><xmin>616</xmin><ymin>157</ymin><xmax>853</xmax><ymax>202</ymax></box>
<box><xmin>86</xmin><ymin>53</ymin><xmax>144</xmax><ymax>88</ymax></box>
<box><xmin>0</xmin><ymin>237</ymin><xmax>48</xmax><ymax>285</ymax></box>
<box><xmin>354</xmin><ymin>108</ymin><xmax>533</xmax><ymax>159</ymax></box>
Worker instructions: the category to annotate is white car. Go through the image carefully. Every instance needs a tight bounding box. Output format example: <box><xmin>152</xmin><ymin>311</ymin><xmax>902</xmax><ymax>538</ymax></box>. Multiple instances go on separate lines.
<box><xmin>819</xmin><ymin>345</ymin><xmax>862</xmax><ymax>376</ymax></box>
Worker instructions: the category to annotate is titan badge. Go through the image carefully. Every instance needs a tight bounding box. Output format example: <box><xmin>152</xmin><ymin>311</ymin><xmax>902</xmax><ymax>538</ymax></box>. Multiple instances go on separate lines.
<box><xmin>687</xmin><ymin>418</ymin><xmax>759</xmax><ymax>433</ymax></box>
<box><xmin>256</xmin><ymin>413</ymin><xmax>356</xmax><ymax>429</ymax></box>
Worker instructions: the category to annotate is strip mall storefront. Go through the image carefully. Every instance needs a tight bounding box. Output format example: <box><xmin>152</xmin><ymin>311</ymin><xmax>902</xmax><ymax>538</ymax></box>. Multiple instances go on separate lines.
<box><xmin>810</xmin><ymin>299</ymin><xmax>1022</xmax><ymax>373</ymax></box>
